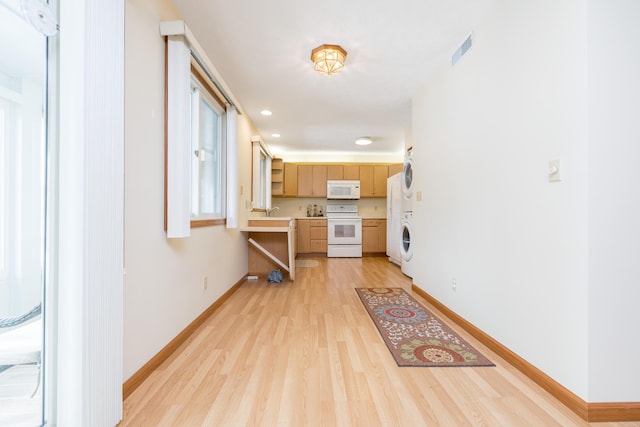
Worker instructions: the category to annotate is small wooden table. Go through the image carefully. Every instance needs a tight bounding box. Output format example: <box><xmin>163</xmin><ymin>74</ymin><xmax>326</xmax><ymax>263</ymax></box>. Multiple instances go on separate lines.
<box><xmin>239</xmin><ymin>218</ymin><xmax>295</xmax><ymax>281</ymax></box>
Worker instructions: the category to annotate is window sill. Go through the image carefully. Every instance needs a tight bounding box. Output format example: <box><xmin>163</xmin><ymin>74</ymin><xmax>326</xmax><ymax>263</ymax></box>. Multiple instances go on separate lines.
<box><xmin>191</xmin><ymin>218</ymin><xmax>226</xmax><ymax>228</ymax></box>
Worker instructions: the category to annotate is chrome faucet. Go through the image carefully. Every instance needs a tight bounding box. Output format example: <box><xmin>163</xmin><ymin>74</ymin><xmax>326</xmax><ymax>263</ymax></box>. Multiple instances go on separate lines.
<box><xmin>266</xmin><ymin>206</ymin><xmax>280</xmax><ymax>217</ymax></box>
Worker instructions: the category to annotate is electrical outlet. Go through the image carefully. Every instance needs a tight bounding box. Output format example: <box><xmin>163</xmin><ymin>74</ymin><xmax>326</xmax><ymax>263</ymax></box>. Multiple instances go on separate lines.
<box><xmin>452</xmin><ymin>278</ymin><xmax>457</xmax><ymax>292</ymax></box>
<box><xmin>203</xmin><ymin>276</ymin><xmax>208</xmax><ymax>291</ymax></box>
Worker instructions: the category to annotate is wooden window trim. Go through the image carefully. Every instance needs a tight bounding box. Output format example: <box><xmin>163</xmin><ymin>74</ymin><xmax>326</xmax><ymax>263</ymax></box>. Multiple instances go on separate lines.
<box><xmin>191</xmin><ymin>218</ymin><xmax>226</xmax><ymax>228</ymax></box>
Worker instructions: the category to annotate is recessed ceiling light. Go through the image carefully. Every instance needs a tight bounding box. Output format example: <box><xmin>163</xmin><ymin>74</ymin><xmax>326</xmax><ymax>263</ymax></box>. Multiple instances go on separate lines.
<box><xmin>260</xmin><ymin>110</ymin><xmax>272</xmax><ymax>116</ymax></box>
<box><xmin>355</xmin><ymin>137</ymin><xmax>372</xmax><ymax>146</ymax></box>
<box><xmin>272</xmin><ymin>133</ymin><xmax>281</xmax><ymax>138</ymax></box>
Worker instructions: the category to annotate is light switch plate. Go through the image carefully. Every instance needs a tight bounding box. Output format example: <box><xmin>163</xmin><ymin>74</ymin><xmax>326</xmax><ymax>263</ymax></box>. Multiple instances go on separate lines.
<box><xmin>548</xmin><ymin>159</ymin><xmax>561</xmax><ymax>182</ymax></box>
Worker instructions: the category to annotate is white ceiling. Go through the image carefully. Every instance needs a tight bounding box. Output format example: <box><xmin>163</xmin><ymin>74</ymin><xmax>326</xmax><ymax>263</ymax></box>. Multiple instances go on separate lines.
<box><xmin>172</xmin><ymin>0</ymin><xmax>495</xmax><ymax>158</ymax></box>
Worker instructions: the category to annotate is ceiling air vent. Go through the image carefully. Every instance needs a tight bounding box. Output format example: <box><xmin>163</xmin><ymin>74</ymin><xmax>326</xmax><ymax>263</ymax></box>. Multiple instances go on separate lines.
<box><xmin>452</xmin><ymin>33</ymin><xmax>473</xmax><ymax>66</ymax></box>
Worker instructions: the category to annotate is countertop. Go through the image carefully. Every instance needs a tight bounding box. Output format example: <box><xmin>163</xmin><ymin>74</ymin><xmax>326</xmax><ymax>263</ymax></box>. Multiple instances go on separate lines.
<box><xmin>239</xmin><ymin>226</ymin><xmax>291</xmax><ymax>232</ymax></box>
<box><xmin>247</xmin><ymin>216</ymin><xmax>387</xmax><ymax>221</ymax></box>
<box><xmin>295</xmin><ymin>216</ymin><xmax>387</xmax><ymax>220</ymax></box>
<box><xmin>240</xmin><ymin>217</ymin><xmax>293</xmax><ymax>233</ymax></box>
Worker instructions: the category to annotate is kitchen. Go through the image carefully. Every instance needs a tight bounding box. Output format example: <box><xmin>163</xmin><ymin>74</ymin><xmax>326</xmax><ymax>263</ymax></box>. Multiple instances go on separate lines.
<box><xmin>244</xmin><ymin>160</ymin><xmax>406</xmax><ymax>279</ymax></box>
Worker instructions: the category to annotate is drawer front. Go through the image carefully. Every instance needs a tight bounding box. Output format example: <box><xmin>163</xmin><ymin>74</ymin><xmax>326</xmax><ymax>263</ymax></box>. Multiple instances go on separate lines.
<box><xmin>310</xmin><ymin>239</ymin><xmax>327</xmax><ymax>252</ymax></box>
<box><xmin>310</xmin><ymin>219</ymin><xmax>327</xmax><ymax>227</ymax></box>
<box><xmin>310</xmin><ymin>226</ymin><xmax>327</xmax><ymax>240</ymax></box>
<box><xmin>362</xmin><ymin>219</ymin><xmax>383</xmax><ymax>227</ymax></box>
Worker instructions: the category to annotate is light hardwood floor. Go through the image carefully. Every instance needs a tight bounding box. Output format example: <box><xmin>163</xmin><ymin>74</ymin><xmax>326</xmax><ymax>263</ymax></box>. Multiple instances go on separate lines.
<box><xmin>121</xmin><ymin>257</ymin><xmax>639</xmax><ymax>427</ymax></box>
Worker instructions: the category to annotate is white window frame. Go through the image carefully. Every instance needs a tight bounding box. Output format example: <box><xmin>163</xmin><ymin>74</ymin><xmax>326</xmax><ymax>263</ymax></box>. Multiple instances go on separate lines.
<box><xmin>251</xmin><ymin>137</ymin><xmax>272</xmax><ymax>211</ymax></box>
<box><xmin>190</xmin><ymin>75</ymin><xmax>226</xmax><ymax>223</ymax></box>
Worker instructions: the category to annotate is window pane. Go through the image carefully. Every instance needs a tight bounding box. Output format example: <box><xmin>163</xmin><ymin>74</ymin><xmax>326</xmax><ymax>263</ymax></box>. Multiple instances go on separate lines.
<box><xmin>0</xmin><ymin>105</ymin><xmax>5</xmax><ymax>275</ymax></box>
<box><xmin>259</xmin><ymin>150</ymin><xmax>266</xmax><ymax>207</ymax></box>
<box><xmin>190</xmin><ymin>76</ymin><xmax>224</xmax><ymax>221</ymax></box>
<box><xmin>250</xmin><ymin>140</ymin><xmax>271</xmax><ymax>211</ymax></box>
<box><xmin>0</xmin><ymin>1</ymin><xmax>47</xmax><ymax>424</ymax></box>
<box><xmin>199</xmin><ymin>99</ymin><xmax>220</xmax><ymax>215</ymax></box>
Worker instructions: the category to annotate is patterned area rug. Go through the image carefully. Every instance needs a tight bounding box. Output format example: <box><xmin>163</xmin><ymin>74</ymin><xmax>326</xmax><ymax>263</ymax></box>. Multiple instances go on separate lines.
<box><xmin>356</xmin><ymin>288</ymin><xmax>494</xmax><ymax>367</ymax></box>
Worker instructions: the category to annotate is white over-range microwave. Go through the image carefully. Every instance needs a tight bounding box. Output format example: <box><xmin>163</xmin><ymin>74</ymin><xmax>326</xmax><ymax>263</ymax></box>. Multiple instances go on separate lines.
<box><xmin>327</xmin><ymin>180</ymin><xmax>360</xmax><ymax>200</ymax></box>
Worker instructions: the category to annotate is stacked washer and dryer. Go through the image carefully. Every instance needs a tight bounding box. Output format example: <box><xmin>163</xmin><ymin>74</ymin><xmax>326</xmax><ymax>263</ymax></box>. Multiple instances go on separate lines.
<box><xmin>400</xmin><ymin>149</ymin><xmax>414</xmax><ymax>278</ymax></box>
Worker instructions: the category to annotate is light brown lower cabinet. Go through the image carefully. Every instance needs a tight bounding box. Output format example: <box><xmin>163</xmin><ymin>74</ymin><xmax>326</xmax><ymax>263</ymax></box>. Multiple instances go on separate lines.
<box><xmin>362</xmin><ymin>219</ymin><xmax>387</xmax><ymax>254</ymax></box>
<box><xmin>297</xmin><ymin>219</ymin><xmax>327</xmax><ymax>254</ymax></box>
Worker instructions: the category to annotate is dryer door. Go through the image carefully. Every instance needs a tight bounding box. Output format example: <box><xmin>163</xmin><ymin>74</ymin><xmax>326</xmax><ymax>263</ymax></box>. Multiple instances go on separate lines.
<box><xmin>400</xmin><ymin>220</ymin><xmax>413</xmax><ymax>262</ymax></box>
<box><xmin>402</xmin><ymin>152</ymin><xmax>414</xmax><ymax>212</ymax></box>
<box><xmin>401</xmin><ymin>158</ymin><xmax>413</xmax><ymax>199</ymax></box>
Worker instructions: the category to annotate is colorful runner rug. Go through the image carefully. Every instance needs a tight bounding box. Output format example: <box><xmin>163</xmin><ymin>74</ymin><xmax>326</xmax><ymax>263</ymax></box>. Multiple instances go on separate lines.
<box><xmin>356</xmin><ymin>288</ymin><xmax>494</xmax><ymax>367</ymax></box>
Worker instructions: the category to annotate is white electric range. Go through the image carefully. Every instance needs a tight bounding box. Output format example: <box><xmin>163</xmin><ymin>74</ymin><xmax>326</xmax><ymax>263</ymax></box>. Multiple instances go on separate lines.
<box><xmin>326</xmin><ymin>204</ymin><xmax>362</xmax><ymax>258</ymax></box>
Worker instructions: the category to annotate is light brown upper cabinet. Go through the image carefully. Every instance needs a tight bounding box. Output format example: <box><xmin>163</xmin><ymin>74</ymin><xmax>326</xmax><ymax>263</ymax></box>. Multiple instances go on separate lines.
<box><xmin>388</xmin><ymin>163</ymin><xmax>403</xmax><ymax>176</ymax></box>
<box><xmin>297</xmin><ymin>164</ymin><xmax>327</xmax><ymax>197</ymax></box>
<box><xmin>282</xmin><ymin>163</ymin><xmax>298</xmax><ymax>197</ymax></box>
<box><xmin>343</xmin><ymin>164</ymin><xmax>360</xmax><ymax>180</ymax></box>
<box><xmin>327</xmin><ymin>164</ymin><xmax>343</xmax><ymax>180</ymax></box>
<box><xmin>297</xmin><ymin>165</ymin><xmax>312</xmax><ymax>197</ymax></box>
<box><xmin>275</xmin><ymin>162</ymin><xmax>400</xmax><ymax>198</ymax></box>
<box><xmin>312</xmin><ymin>165</ymin><xmax>327</xmax><ymax>197</ymax></box>
<box><xmin>359</xmin><ymin>164</ymin><xmax>388</xmax><ymax>197</ymax></box>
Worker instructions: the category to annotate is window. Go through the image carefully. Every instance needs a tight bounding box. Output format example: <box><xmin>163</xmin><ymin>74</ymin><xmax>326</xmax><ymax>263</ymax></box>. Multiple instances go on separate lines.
<box><xmin>0</xmin><ymin>74</ymin><xmax>29</xmax><ymax>282</ymax></box>
<box><xmin>163</xmin><ymin>22</ymin><xmax>239</xmax><ymax>236</ymax></box>
<box><xmin>251</xmin><ymin>138</ymin><xmax>272</xmax><ymax>211</ymax></box>
<box><xmin>190</xmin><ymin>73</ymin><xmax>225</xmax><ymax>224</ymax></box>
<box><xmin>0</xmin><ymin>36</ymin><xmax>47</xmax><ymax>313</ymax></box>
<box><xmin>0</xmin><ymin>0</ymin><xmax>49</xmax><ymax>423</ymax></box>
<box><xmin>0</xmin><ymin>99</ymin><xmax>6</xmax><ymax>278</ymax></box>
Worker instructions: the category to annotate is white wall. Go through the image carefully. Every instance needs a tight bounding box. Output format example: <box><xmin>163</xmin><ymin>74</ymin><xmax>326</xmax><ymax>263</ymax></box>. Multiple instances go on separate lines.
<box><xmin>414</xmin><ymin>0</ymin><xmax>640</xmax><ymax>403</ymax></box>
<box><xmin>587</xmin><ymin>0</ymin><xmax>640</xmax><ymax>402</ymax></box>
<box><xmin>281</xmin><ymin>152</ymin><xmax>404</xmax><ymax>163</ymax></box>
<box><xmin>123</xmin><ymin>0</ymin><xmax>255</xmax><ymax>380</ymax></box>
<box><xmin>412</xmin><ymin>0</ymin><xmax>590</xmax><ymax>399</ymax></box>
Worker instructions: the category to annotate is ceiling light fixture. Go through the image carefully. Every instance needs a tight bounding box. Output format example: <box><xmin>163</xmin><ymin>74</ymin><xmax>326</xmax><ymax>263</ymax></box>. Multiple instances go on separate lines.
<box><xmin>260</xmin><ymin>110</ymin><xmax>272</xmax><ymax>116</ymax></box>
<box><xmin>311</xmin><ymin>44</ymin><xmax>347</xmax><ymax>75</ymax></box>
<box><xmin>271</xmin><ymin>133</ymin><xmax>281</xmax><ymax>138</ymax></box>
<box><xmin>355</xmin><ymin>137</ymin><xmax>372</xmax><ymax>146</ymax></box>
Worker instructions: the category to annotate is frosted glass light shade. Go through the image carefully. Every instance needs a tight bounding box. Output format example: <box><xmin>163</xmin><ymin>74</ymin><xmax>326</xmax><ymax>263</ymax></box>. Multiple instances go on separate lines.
<box><xmin>311</xmin><ymin>44</ymin><xmax>347</xmax><ymax>75</ymax></box>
